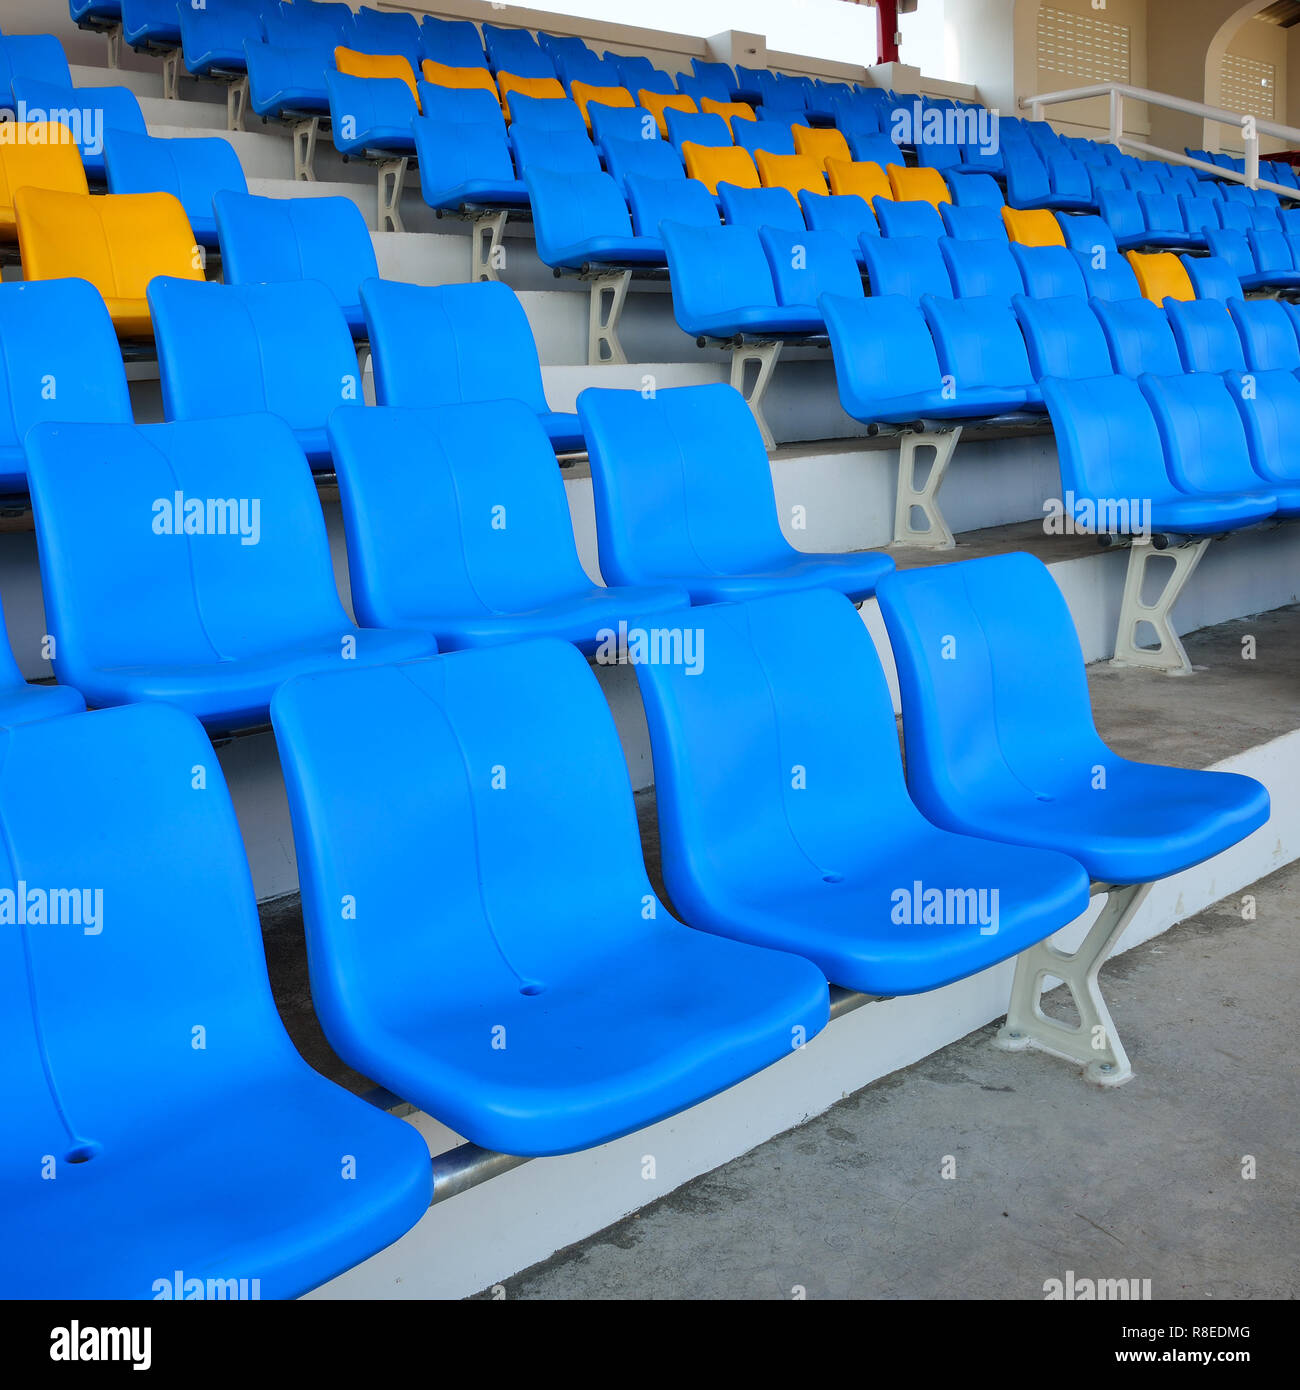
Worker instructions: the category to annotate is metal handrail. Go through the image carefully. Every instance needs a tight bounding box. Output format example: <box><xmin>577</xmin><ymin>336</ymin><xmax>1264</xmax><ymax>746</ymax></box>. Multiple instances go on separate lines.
<box><xmin>1019</xmin><ymin>80</ymin><xmax>1300</xmax><ymax>197</ymax></box>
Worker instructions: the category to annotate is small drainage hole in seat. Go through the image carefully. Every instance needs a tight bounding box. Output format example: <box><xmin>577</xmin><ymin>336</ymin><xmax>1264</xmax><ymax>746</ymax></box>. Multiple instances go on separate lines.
<box><xmin>519</xmin><ymin>984</ymin><xmax>544</xmax><ymax>996</ymax></box>
<box><xmin>823</xmin><ymin>874</ymin><xmax>844</xmax><ymax>884</ymax></box>
<box><xmin>65</xmin><ymin>1143</ymin><xmax>101</xmax><ymax>1165</ymax></box>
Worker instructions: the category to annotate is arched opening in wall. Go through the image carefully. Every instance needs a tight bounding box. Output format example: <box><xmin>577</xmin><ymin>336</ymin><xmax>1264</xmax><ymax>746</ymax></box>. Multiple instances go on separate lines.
<box><xmin>1204</xmin><ymin>1</ymin><xmax>1285</xmax><ymax>153</ymax></box>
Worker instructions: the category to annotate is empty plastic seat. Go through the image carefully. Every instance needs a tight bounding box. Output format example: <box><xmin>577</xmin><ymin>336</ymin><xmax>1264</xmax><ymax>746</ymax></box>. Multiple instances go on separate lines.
<box><xmin>638</xmin><ymin>89</ymin><xmax>696</xmax><ymax>137</ymax></box>
<box><xmin>627</xmin><ymin>173</ymin><xmax>719</xmax><ymax>237</ymax></box>
<box><xmin>1010</xmin><ymin>243</ymin><xmax>1088</xmax><ymax>299</ymax></box>
<box><xmin>1126</xmin><ymin>250</ymin><xmax>1194</xmax><ymax>303</ymax></box>
<box><xmin>792</xmin><ymin>125</ymin><xmax>851</xmax><ymax>166</ymax></box>
<box><xmin>324</xmin><ymin>68</ymin><xmax>417</xmax><ymax>158</ymax></box>
<box><xmin>14</xmin><ymin>187</ymin><xmax>203</xmax><ymax>337</ymax></box>
<box><xmin>947</xmin><ymin>171</ymin><xmax>1004</xmax><ymax>207</ymax></box>
<box><xmin>419</xmin><ymin>58</ymin><xmax>498</xmax><ymax>99</ymax></box>
<box><xmin>328</xmin><ymin>401</ymin><xmax>688</xmax><ymax>650</ymax></box>
<box><xmin>412</xmin><ymin>109</ymin><xmax>527</xmax><ymax>213</ymax></box>
<box><xmin>601</xmin><ymin>134</ymin><xmax>683</xmax><ymax>191</ymax></box>
<box><xmin>701</xmin><ymin>97</ymin><xmax>756</xmax><ymax>131</ymax></box>
<box><xmin>861</xmin><ymin>235</ymin><xmax>952</xmax><ymax>298</ymax></box>
<box><xmin>0</xmin><ymin>35</ymin><xmax>72</xmax><ymax>104</ymax></box>
<box><xmin>876</xmin><ymin>553</ymin><xmax>1270</xmax><ymax>884</ymax></box>
<box><xmin>103</xmin><ymin>130</ymin><xmax>247</xmax><ymax>248</ymax></box>
<box><xmin>1228</xmin><ymin>296</ymin><xmax>1300</xmax><ymax>371</ymax></box>
<box><xmin>888</xmin><ymin>165</ymin><xmax>950</xmax><ymax>209</ymax></box>
<box><xmin>0</xmin><ymin>584</ymin><xmax>84</xmax><ymax>722</ymax></box>
<box><xmin>665</xmin><ymin>109</ymin><xmax>731</xmax><ymax>150</ymax></box>
<box><xmin>1004</xmin><ymin>149</ymin><xmax>1093</xmax><ymax>212</ymax></box>
<box><xmin>509</xmin><ymin>125</ymin><xmax>601</xmax><ymax>177</ymax></box>
<box><xmin>827</xmin><ymin>157</ymin><xmax>892</xmax><ymax>204</ymax></box>
<box><xmin>608</xmin><ymin>53</ymin><xmax>670</xmax><ymax>95</ymax></box>
<box><xmin>568</xmin><ymin>80</ymin><xmax>633</xmax><ymax>130</ymax></box>
<box><xmin>1056</xmin><ymin>212</ymin><xmax>1115</xmax><ymax>257</ymax></box>
<box><xmin>1092</xmin><ymin>296</ymin><xmax>1183</xmax><ymax>376</ymax></box>
<box><xmin>526</xmin><ymin>166</ymin><xmax>664</xmax><ymax>270</ymax></box>
<box><xmin>683</xmin><ymin>142</ymin><xmax>758</xmax><ymax>195</ymax></box>
<box><xmin>1013</xmin><ymin>293</ymin><xmax>1113</xmax><ymax>380</ymax></box>
<box><xmin>213</xmin><ymin>190</ymin><xmax>377</xmax><ymax>337</ymax></box>
<box><xmin>360</xmin><ymin>277</ymin><xmax>582</xmax><ymax>453</ymax></box>
<box><xmin>759</xmin><ymin>224</ymin><xmax>862</xmax><ymax>317</ymax></box>
<box><xmin>940</xmin><ymin>203</ymin><xmax>1006</xmax><ymax>241</ymax></box>
<box><xmin>579</xmin><ymin>383</ymin><xmax>894</xmax><ymax>601</ymax></box>
<box><xmin>1166</xmin><ymin>297</ymin><xmax>1247</xmax><ymax>373</ymax></box>
<box><xmin>148</xmin><ymin>277</ymin><xmax>359</xmax><ymax>467</ymax></box>
<box><xmin>719</xmin><ymin>183</ymin><xmax>804</xmax><ymax>231</ymax></box>
<box><xmin>1001</xmin><ymin>206</ymin><xmax>1066</xmax><ymax>246</ymax></box>
<box><xmin>9</xmin><ymin>78</ymin><xmax>147</xmax><ymax>182</ymax></box>
<box><xmin>353</xmin><ymin>4</ymin><xmax>421</xmax><ymax>63</ymax></box>
<box><xmin>1225</xmin><ymin>364</ymin><xmax>1300</xmax><ymax>495</ymax></box>
<box><xmin>802</xmin><ymin>192</ymin><xmax>877</xmax><ymax>265</ymax></box>
<box><xmin>940</xmin><ymin>236</ymin><xmax>1024</xmax><ymax>299</ymax></box>
<box><xmin>483</xmin><ymin>23</ymin><xmax>553</xmax><ymax>79</ymax></box>
<box><xmin>845</xmin><ymin>132</ymin><xmax>902</xmax><ymax>169</ymax></box>
<box><xmin>333</xmin><ymin>46</ymin><xmax>420</xmax><ymax>108</ymax></box>
<box><xmin>1179</xmin><ymin>253</ymin><xmax>1241</xmax><ymax>301</ymax></box>
<box><xmin>732</xmin><ymin>116</ymin><xmax>797</xmax><ymax>158</ymax></box>
<box><xmin>921</xmin><ymin>294</ymin><xmax>1042</xmax><ymax>408</ymax></box>
<box><xmin>1042</xmin><ymin>374</ymin><xmax>1275</xmax><ymax>535</ymax></box>
<box><xmin>753</xmin><ymin>150</ymin><xmax>827</xmax><ymax>202</ymax></box>
<box><xmin>263</xmin><ymin>3</ymin><xmax>350</xmax><ymax>56</ymax></box>
<box><xmin>0</xmin><ymin>121</ymin><xmax>87</xmax><ymax>240</ymax></box>
<box><xmin>245</xmin><ymin>40</ymin><xmax>333</xmax><ymax>120</ymax></box>
<box><xmin>634</xmin><ymin>587</ymin><xmax>1089</xmax><ymax>994</ymax></box>
<box><xmin>691</xmin><ymin>57</ymin><xmax>737</xmax><ymax>100</ymax></box>
<box><xmin>0</xmin><ymin>698</ymin><xmax>433</xmax><ymax>1298</ymax></box>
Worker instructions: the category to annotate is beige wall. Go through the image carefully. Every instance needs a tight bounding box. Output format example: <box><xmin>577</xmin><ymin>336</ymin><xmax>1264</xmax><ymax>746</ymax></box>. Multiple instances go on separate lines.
<box><xmin>1026</xmin><ymin>0</ymin><xmax>1151</xmax><ymax>139</ymax></box>
<box><xmin>1220</xmin><ymin>15</ymin><xmax>1288</xmax><ymax>154</ymax></box>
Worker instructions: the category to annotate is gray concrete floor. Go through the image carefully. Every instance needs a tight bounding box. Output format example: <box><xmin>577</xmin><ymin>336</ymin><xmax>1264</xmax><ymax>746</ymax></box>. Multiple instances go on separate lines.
<box><xmin>484</xmin><ymin>858</ymin><xmax>1300</xmax><ymax>1300</ymax></box>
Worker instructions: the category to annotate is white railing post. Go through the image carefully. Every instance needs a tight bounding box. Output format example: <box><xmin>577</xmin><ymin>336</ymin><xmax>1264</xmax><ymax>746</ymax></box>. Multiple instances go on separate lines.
<box><xmin>1243</xmin><ymin>116</ymin><xmax>1260</xmax><ymax>189</ymax></box>
<box><xmin>1109</xmin><ymin>87</ymin><xmax>1123</xmax><ymax>146</ymax></box>
<box><xmin>1030</xmin><ymin>98</ymin><xmax>1042</xmax><ymax>122</ymax></box>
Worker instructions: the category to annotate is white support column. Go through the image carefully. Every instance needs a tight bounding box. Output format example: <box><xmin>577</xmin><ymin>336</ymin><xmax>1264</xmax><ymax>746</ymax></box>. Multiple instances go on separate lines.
<box><xmin>292</xmin><ymin>117</ymin><xmax>320</xmax><ymax>182</ymax></box>
<box><xmin>105</xmin><ymin>25</ymin><xmax>122</xmax><ymax>69</ymax></box>
<box><xmin>1243</xmin><ymin>116</ymin><xmax>1260</xmax><ymax>190</ymax></box>
<box><xmin>729</xmin><ymin>341</ymin><xmax>783</xmax><ymax>450</ymax></box>
<box><xmin>227</xmin><ymin>76</ymin><xmax>248</xmax><ymax>133</ymax></box>
<box><xmin>996</xmin><ymin>882</ymin><xmax>1152</xmax><ymax>1086</ymax></box>
<box><xmin>1108</xmin><ymin>87</ymin><xmax>1123</xmax><ymax>146</ymax></box>
<box><xmin>378</xmin><ymin>157</ymin><xmax>408</xmax><ymax>233</ymax></box>
<box><xmin>1111</xmin><ymin>536</ymin><xmax>1211</xmax><ymax>676</ymax></box>
<box><xmin>470</xmin><ymin>211</ymin><xmax>508</xmax><ymax>282</ymax></box>
<box><xmin>161</xmin><ymin>49</ymin><xmax>181</xmax><ymax>100</ymax></box>
<box><xmin>893</xmin><ymin>427</ymin><xmax>961</xmax><ymax>548</ymax></box>
<box><xmin>587</xmin><ymin>270</ymin><xmax>631</xmax><ymax>366</ymax></box>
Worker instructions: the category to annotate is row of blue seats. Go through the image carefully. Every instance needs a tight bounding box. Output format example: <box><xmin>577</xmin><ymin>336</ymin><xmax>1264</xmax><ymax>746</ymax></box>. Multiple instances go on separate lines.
<box><xmin>6</xmin><ymin>544</ymin><xmax>1267</xmax><ymax>1295</ymax></box>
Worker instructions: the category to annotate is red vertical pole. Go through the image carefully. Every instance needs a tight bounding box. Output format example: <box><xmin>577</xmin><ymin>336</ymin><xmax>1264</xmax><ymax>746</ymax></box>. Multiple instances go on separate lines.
<box><xmin>876</xmin><ymin>0</ymin><xmax>900</xmax><ymax>65</ymax></box>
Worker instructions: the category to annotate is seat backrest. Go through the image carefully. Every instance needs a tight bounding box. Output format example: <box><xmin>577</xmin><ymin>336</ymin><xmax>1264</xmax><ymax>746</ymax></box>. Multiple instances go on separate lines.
<box><xmin>508</xmin><ymin>92</ymin><xmax>586</xmax><ymax>133</ymax></box>
<box><xmin>940</xmin><ymin>236</ymin><xmax>1024</xmax><ymax>299</ymax></box>
<box><xmin>328</xmin><ymin>401</ymin><xmax>592</xmax><ymax>627</ymax></box>
<box><xmin>637</xmin><ymin>90</ymin><xmax>697</xmax><ymax>137</ymax></box>
<box><xmin>1097</xmin><ymin>188</ymin><xmax>1143</xmax><ymax>239</ymax></box>
<box><xmin>483</xmin><ymin>24</ymin><xmax>554</xmax><ymax>79</ymax></box>
<box><xmin>0</xmin><ymin>121</ymin><xmax>87</xmax><ymax>229</ymax></box>
<box><xmin>1013</xmin><ymin>293</ymin><xmax>1112</xmax><ymax>380</ymax></box>
<box><xmin>921</xmin><ymin>295</ymin><xmax>1036</xmax><ymax>392</ymax></box>
<box><xmin>1166</xmin><ymin>297</ymin><xmax>1246</xmax><ymax>373</ymax></box>
<box><xmin>1178</xmin><ymin>193</ymin><xmax>1218</xmax><ymax>235</ymax></box>
<box><xmin>826</xmin><ymin>157</ymin><xmax>891</xmax><ymax>203</ymax></box>
<box><xmin>9</xmin><ymin>78</ymin><xmax>148</xmax><ymax>179</ymax></box>
<box><xmin>661</xmin><ymin>220</ymin><xmax>779</xmax><ymax>334</ymax></box>
<box><xmin>888</xmin><ymin>165</ymin><xmax>950</xmax><ymax>208</ymax></box>
<box><xmin>497</xmin><ymin>71</ymin><xmax>566</xmax><ymax>121</ymax></box>
<box><xmin>760</xmin><ymin>225</ymin><xmax>862</xmax><ymax>307</ymax></box>
<box><xmin>1249</xmin><ymin>226</ymin><xmax>1294</xmax><ymax>272</ymax></box>
<box><xmin>1001</xmin><ymin>205</ymin><xmax>1066</xmax><ymax>246</ymax></box>
<box><xmin>627</xmin><ymin>173</ymin><xmax>719</xmax><ymax>235</ymax></box>
<box><xmin>1206</xmin><ymin>227</ymin><xmax>1255</xmax><ymax>278</ymax></box>
<box><xmin>700</xmin><ymin>97</ymin><xmax>756</xmax><ymax>131</ymax></box>
<box><xmin>1224</xmin><ymin>365</ymin><xmax>1300</xmax><ymax>487</ymax></box>
<box><xmin>820</xmin><ymin>293</ymin><xmax>943</xmax><ymax>421</ymax></box>
<box><xmin>874</xmin><ymin>553</ymin><xmax>1107</xmax><ymax>828</ymax></box>
<box><xmin>861</xmin><ymin>234</ymin><xmax>953</xmax><ymax>298</ymax></box>
<box><xmin>24</xmin><ymin>413</ymin><xmax>351</xmax><ymax>685</ymax></box>
<box><xmin>590</xmin><ymin>101</ymin><xmax>660</xmax><ymax>145</ymax></box>
<box><xmin>1092</xmin><ymin>295</ymin><xmax>1183</xmax><ymax>376</ymax></box>
<box><xmin>719</xmin><ymin>182</ymin><xmax>804</xmax><ymax>231</ymax></box>
<box><xmin>602</xmin><ymin>135</ymin><xmax>683</xmax><ymax>191</ymax></box>
<box><xmin>802</xmin><ymin>192</ymin><xmax>876</xmax><ymax>248</ymax></box>
<box><xmin>947</xmin><ymin>172</ymin><xmax>1004</xmax><ymax>207</ymax></box>
<box><xmin>1140</xmin><ymin>371</ymin><xmax>1262</xmax><ymax>497</ymax></box>
<box><xmin>1227</xmin><ymin>295</ymin><xmax>1300</xmax><ymax>370</ymax></box>
<box><xmin>0</xmin><ymin>280</ymin><xmax>132</xmax><ymax>481</ymax></box>
<box><xmin>353</xmin><ymin>5</ymin><xmax>421</xmax><ymax>60</ymax></box>
<box><xmin>359</xmin><ymin>277</ymin><xmax>549</xmax><ymax>418</ymax></box>
<box><xmin>103</xmin><ymin>130</ymin><xmax>247</xmax><ymax>231</ymax></box>
<box><xmin>754</xmin><ymin>150</ymin><xmax>827</xmax><ymax>200</ymax></box>
<box><xmin>1179</xmin><ymin>253</ymin><xmax>1240</xmax><ymax>301</ymax></box>
<box><xmin>524</xmin><ymin>167</ymin><xmax>635</xmax><ymax>263</ymax></box>
<box><xmin>1010</xmin><ymin>243</ymin><xmax>1088</xmax><ymax>298</ymax></box>
<box><xmin>732</xmin><ymin>116</ymin><xmax>796</xmax><ymax>157</ymax></box>
<box><xmin>509</xmin><ymin>124</ymin><xmax>602</xmax><ymax>175</ymax></box>
<box><xmin>940</xmin><ymin>203</ymin><xmax>1005</xmax><ymax>241</ymax></box>
<box><xmin>683</xmin><ymin>142</ymin><xmax>757</xmax><ymax>194</ymax></box>
<box><xmin>412</xmin><ymin>114</ymin><xmax>517</xmax><ymax>207</ymax></box>
<box><xmin>874</xmin><ymin>197</ymin><xmax>944</xmax><ymax>238</ymax></box>
<box><xmin>420</xmin><ymin>57</ymin><xmax>498</xmax><ymax>97</ymax></box>
<box><xmin>149</xmin><ymin>277</ymin><xmax>360</xmax><ymax>434</ymax></box>
<box><xmin>0</xmin><ymin>35</ymin><xmax>73</xmax><ymax>93</ymax></box>
<box><xmin>634</xmin><ymin>588</ymin><xmax>928</xmax><ymax>910</ymax></box>
<box><xmin>845</xmin><ymin>132</ymin><xmax>901</xmax><ymax>169</ymax></box>
<box><xmin>577</xmin><ymin>382</ymin><xmax>795</xmax><ymax>584</ymax></box>
<box><xmin>15</xmin><ymin>187</ymin><xmax>202</xmax><ymax>307</ymax></box>
<box><xmin>323</xmin><ymin>67</ymin><xmax>420</xmax><ymax>146</ymax></box>
<box><xmin>569</xmin><ymin>81</ymin><xmax>634</xmax><ymax>130</ymax></box>
<box><xmin>214</xmin><ymin>190</ymin><xmax>376</xmax><ymax>315</ymax></box>
<box><xmin>334</xmin><ymin>45</ymin><xmax>419</xmax><ymax>107</ymax></box>
<box><xmin>1124</xmin><ymin>249</ymin><xmax>1193</xmax><ymax>304</ymax></box>
<box><xmin>1214</xmin><ymin>201</ymin><xmax>1254</xmax><ymax>234</ymax></box>
<box><xmin>1057</xmin><ymin>212</ymin><xmax>1116</xmax><ymax>257</ymax></box>
<box><xmin>792</xmin><ymin>125</ymin><xmax>850</xmax><ymax>165</ymax></box>
<box><xmin>664</xmin><ymin>108</ymin><xmax>731</xmax><ymax>149</ymax></box>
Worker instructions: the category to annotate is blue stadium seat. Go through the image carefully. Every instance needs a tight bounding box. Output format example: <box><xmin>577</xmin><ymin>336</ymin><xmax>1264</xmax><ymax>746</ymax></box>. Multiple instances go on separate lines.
<box><xmin>689</xmin><ymin>58</ymin><xmax>735</xmax><ymax>100</ymax></box>
<box><xmin>1010</xmin><ymin>243</ymin><xmax>1088</xmax><ymax>298</ymax></box>
<box><xmin>921</xmin><ymin>295</ymin><xmax>1043</xmax><ymax>408</ymax></box>
<box><xmin>328</xmin><ymin>402</ymin><xmax>689</xmax><ymax>650</ymax></box>
<box><xmin>0</xmin><ymin>36</ymin><xmax>73</xmax><ymax>105</ymax></box>
<box><xmin>419</xmin><ymin>14</ymin><xmax>486</xmax><ymax>68</ymax></box>
<box><xmin>104</xmin><ymin>130</ymin><xmax>247</xmax><ymax>248</ymax></box>
<box><xmin>1004</xmin><ymin>149</ymin><xmax>1092</xmax><ymax>212</ymax></box>
<box><xmin>846</xmin><ymin>132</ymin><xmax>902</xmax><ymax>169</ymax></box>
<box><xmin>70</xmin><ymin>0</ymin><xmax>125</xmax><ymax>23</ymax></box>
<box><xmin>1226</xmin><ymin>365</ymin><xmax>1300</xmax><ymax>496</ymax></box>
<box><xmin>1228</xmin><ymin>296</ymin><xmax>1300</xmax><ymax>370</ymax></box>
<box><xmin>1057</xmin><ymin>212</ymin><xmax>1116</xmax><ymax>257</ymax></box>
<box><xmin>719</xmin><ymin>182</ymin><xmax>804</xmax><ymax>231</ymax></box>
<box><xmin>1097</xmin><ymin>189</ymin><xmax>1150</xmax><ymax>250</ymax></box>
<box><xmin>664</xmin><ymin>109</ymin><xmax>731</xmax><ymax>149</ymax></box>
<box><xmin>482</xmin><ymin>23</ymin><xmax>554</xmax><ymax>78</ymax></box>
<box><xmin>940</xmin><ymin>203</ymin><xmax>1005</xmax><ymax>240</ymax></box>
<box><xmin>177</xmin><ymin>0</ymin><xmax>264</xmax><ymax>77</ymax></box>
<box><xmin>1042</xmin><ymin>374</ymin><xmax>1276</xmax><ymax>535</ymax></box>
<box><xmin>1138</xmin><ymin>190</ymin><xmax>1205</xmax><ymax>249</ymax></box>
<box><xmin>526</xmin><ymin>167</ymin><xmax>665</xmax><ymax>269</ymax></box>
<box><xmin>801</xmin><ymin>192</ymin><xmax>877</xmax><ymax>265</ymax></box>
<box><xmin>119</xmin><ymin>0</ymin><xmax>184</xmax><ymax>50</ymax></box>
<box><xmin>270</xmin><ymin>638</ymin><xmax>829</xmax><ymax>1157</ymax></box>
<box><xmin>413</xmin><ymin>110</ymin><xmax>528</xmax><ymax>213</ymax></box>
<box><xmin>10</xmin><ymin>78</ymin><xmax>147</xmax><ymax>181</ymax></box>
<box><xmin>509</xmin><ymin>125</ymin><xmax>601</xmax><ymax>176</ymax></box>
<box><xmin>1092</xmin><ymin>296</ymin><xmax>1184</xmax><ymax>377</ymax></box>
<box><xmin>608</xmin><ymin>52</ymin><xmax>672</xmax><ymax>94</ymax></box>
<box><xmin>213</xmin><ymin>190</ymin><xmax>378</xmax><ymax>336</ymax></box>
<box><xmin>1208</xmin><ymin>227</ymin><xmax>1300</xmax><ymax>291</ymax></box>
<box><xmin>939</xmin><ymin>236</ymin><xmax>1024</xmax><ymax>299</ymax></box>
<box><xmin>601</xmin><ymin>134</ymin><xmax>683</xmax><ymax>192</ymax></box>
<box><xmin>352</xmin><ymin>3</ymin><xmax>421</xmax><ymax>63</ymax></box>
<box><xmin>635</xmin><ymin>587</ymin><xmax>1090</xmax><ymax>994</ymax></box>
<box><xmin>263</xmin><ymin>2</ymin><xmax>350</xmax><ymax>54</ymax></box>
<box><xmin>732</xmin><ymin>116</ymin><xmax>797</xmax><ymax>158</ymax></box>
<box><xmin>324</xmin><ymin>68</ymin><xmax>418</xmax><ymax>159</ymax></box>
<box><xmin>626</xmin><ymin>173</ymin><xmax>719</xmax><ymax>236</ymax></box>
<box><xmin>147</xmin><ymin>277</ymin><xmax>361</xmax><ymax>469</ymax></box>
<box><xmin>360</xmin><ymin>277</ymin><xmax>583</xmax><ymax>453</ymax></box>
<box><xmin>1013</xmin><ymin>294</ymin><xmax>1113</xmax><ymax>380</ymax></box>
<box><xmin>590</xmin><ymin>101</ymin><xmax>660</xmax><ymax>145</ymax></box>
<box><xmin>1214</xmin><ymin>201</ymin><xmax>1255</xmax><ymax>233</ymax></box>
<box><xmin>0</xmin><ymin>699</ymin><xmax>432</xmax><ymax>1299</ymax></box>
<box><xmin>578</xmin><ymin>383</ymin><xmax>894</xmax><ymax>601</ymax></box>
<box><xmin>946</xmin><ymin>172</ymin><xmax>1004</xmax><ymax>207</ymax></box>
<box><xmin>1178</xmin><ymin>193</ymin><xmax>1220</xmax><ymax>238</ymax></box>
<box><xmin>1165</xmin><ymin>298</ymin><xmax>1247</xmax><ymax>373</ymax></box>
<box><xmin>759</xmin><ymin>224</ymin><xmax>862</xmax><ymax>320</ymax></box>
<box><xmin>23</xmin><ymin>413</ymin><xmax>439</xmax><ymax>731</ymax></box>
<box><xmin>876</xmin><ymin>553</ymin><xmax>1270</xmax><ymax>883</ymax></box>
<box><xmin>874</xmin><ymin>197</ymin><xmax>944</xmax><ymax>238</ymax></box>
<box><xmin>508</xmin><ymin>92</ymin><xmax>586</xmax><ymax>134</ymax></box>
<box><xmin>1141</xmin><ymin>373</ymin><xmax>1290</xmax><ymax>514</ymax></box>
<box><xmin>1077</xmin><ymin>245</ymin><xmax>1142</xmax><ymax>301</ymax></box>
<box><xmin>0</xmin><ymin>590</ymin><xmax>85</xmax><ymax>726</ymax></box>
<box><xmin>244</xmin><ymin>40</ymin><xmax>332</xmax><ymax>120</ymax></box>
<box><xmin>861</xmin><ymin>235</ymin><xmax>953</xmax><ymax>298</ymax></box>
<box><xmin>1180</xmin><ymin>253</ymin><xmax>1242</xmax><ymax>301</ymax></box>
<box><xmin>0</xmin><ymin>279</ymin><xmax>133</xmax><ymax>494</ymax></box>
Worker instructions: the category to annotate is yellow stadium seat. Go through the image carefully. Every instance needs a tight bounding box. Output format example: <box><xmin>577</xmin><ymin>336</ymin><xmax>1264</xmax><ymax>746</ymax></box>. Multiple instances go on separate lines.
<box><xmin>1127</xmin><ymin>250</ymin><xmax>1195</xmax><ymax>304</ymax></box>
<box><xmin>1001</xmin><ymin>206</ymin><xmax>1066</xmax><ymax>247</ymax></box>
<box><xmin>334</xmin><ymin>47</ymin><xmax>420</xmax><ymax>109</ymax></box>
<box><xmin>700</xmin><ymin>97</ymin><xmax>756</xmax><ymax>130</ymax></box>
<box><xmin>792</xmin><ymin>125</ymin><xmax>851</xmax><ymax>167</ymax></box>
<box><xmin>420</xmin><ymin>59</ymin><xmax>499</xmax><ymax>99</ymax></box>
<box><xmin>683</xmin><ymin>142</ymin><xmax>759</xmax><ymax>195</ymax></box>
<box><xmin>638</xmin><ymin>89</ymin><xmax>697</xmax><ymax>137</ymax></box>
<box><xmin>570</xmin><ymin>82</ymin><xmax>634</xmax><ymax>130</ymax></box>
<box><xmin>497</xmin><ymin>71</ymin><xmax>567</xmax><ymax>122</ymax></box>
<box><xmin>0</xmin><ymin>122</ymin><xmax>86</xmax><ymax>241</ymax></box>
<box><xmin>755</xmin><ymin>150</ymin><xmax>828</xmax><ymax>200</ymax></box>
<box><xmin>826</xmin><ymin>158</ymin><xmax>892</xmax><ymax>204</ymax></box>
<box><xmin>887</xmin><ymin>164</ymin><xmax>950</xmax><ymax>208</ymax></box>
<box><xmin>14</xmin><ymin>188</ymin><xmax>204</xmax><ymax>337</ymax></box>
